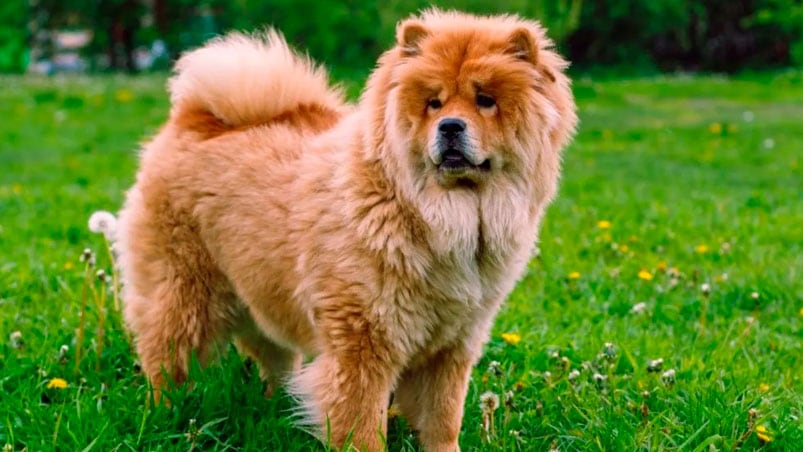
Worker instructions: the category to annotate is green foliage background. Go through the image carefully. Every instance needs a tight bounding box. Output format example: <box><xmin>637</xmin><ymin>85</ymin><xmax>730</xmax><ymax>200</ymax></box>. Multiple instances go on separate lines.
<box><xmin>3</xmin><ymin>0</ymin><xmax>803</xmax><ymax>73</ymax></box>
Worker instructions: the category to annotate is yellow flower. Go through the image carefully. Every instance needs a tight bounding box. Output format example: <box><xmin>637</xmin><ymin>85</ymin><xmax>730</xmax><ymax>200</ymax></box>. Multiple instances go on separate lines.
<box><xmin>387</xmin><ymin>404</ymin><xmax>402</xmax><ymax>418</ymax></box>
<box><xmin>568</xmin><ymin>271</ymin><xmax>581</xmax><ymax>280</ymax></box>
<box><xmin>115</xmin><ymin>89</ymin><xmax>134</xmax><ymax>103</ymax></box>
<box><xmin>501</xmin><ymin>333</ymin><xmax>521</xmax><ymax>345</ymax></box>
<box><xmin>620</xmin><ymin>244</ymin><xmax>630</xmax><ymax>253</ymax></box>
<box><xmin>47</xmin><ymin>378</ymin><xmax>68</xmax><ymax>389</ymax></box>
<box><xmin>709</xmin><ymin>123</ymin><xmax>722</xmax><ymax>134</ymax></box>
<box><xmin>799</xmin><ymin>307</ymin><xmax>803</xmax><ymax>317</ymax></box>
<box><xmin>657</xmin><ymin>261</ymin><xmax>667</xmax><ymax>272</ymax></box>
<box><xmin>759</xmin><ymin>383</ymin><xmax>770</xmax><ymax>392</ymax></box>
<box><xmin>695</xmin><ymin>244</ymin><xmax>709</xmax><ymax>254</ymax></box>
<box><xmin>12</xmin><ymin>183</ymin><xmax>22</xmax><ymax>195</ymax></box>
<box><xmin>597</xmin><ymin>220</ymin><xmax>611</xmax><ymax>229</ymax></box>
<box><xmin>755</xmin><ymin>425</ymin><xmax>773</xmax><ymax>443</ymax></box>
<box><xmin>64</xmin><ymin>261</ymin><xmax>74</xmax><ymax>270</ymax></box>
<box><xmin>638</xmin><ymin>269</ymin><xmax>654</xmax><ymax>281</ymax></box>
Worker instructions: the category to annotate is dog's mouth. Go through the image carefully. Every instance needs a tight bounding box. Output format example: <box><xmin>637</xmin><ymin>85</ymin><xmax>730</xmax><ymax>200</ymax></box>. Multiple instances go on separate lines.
<box><xmin>437</xmin><ymin>149</ymin><xmax>491</xmax><ymax>174</ymax></box>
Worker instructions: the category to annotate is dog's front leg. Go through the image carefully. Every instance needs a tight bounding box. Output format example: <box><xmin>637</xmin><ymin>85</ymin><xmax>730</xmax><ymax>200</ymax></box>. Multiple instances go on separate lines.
<box><xmin>291</xmin><ymin>320</ymin><xmax>396</xmax><ymax>451</ymax></box>
<box><xmin>394</xmin><ymin>345</ymin><xmax>476</xmax><ymax>452</ymax></box>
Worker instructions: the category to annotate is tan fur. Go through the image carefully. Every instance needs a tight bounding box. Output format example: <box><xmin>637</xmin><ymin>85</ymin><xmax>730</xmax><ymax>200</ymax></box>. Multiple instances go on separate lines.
<box><xmin>118</xmin><ymin>10</ymin><xmax>576</xmax><ymax>451</ymax></box>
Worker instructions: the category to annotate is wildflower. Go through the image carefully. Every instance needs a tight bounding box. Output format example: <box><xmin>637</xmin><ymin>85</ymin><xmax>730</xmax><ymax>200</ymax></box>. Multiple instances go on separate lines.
<box><xmin>3</xmin><ymin>443</ymin><xmax>12</xmax><ymax>452</ymax></box>
<box><xmin>560</xmin><ymin>356</ymin><xmax>570</xmax><ymax>369</ymax></box>
<box><xmin>47</xmin><ymin>378</ymin><xmax>68</xmax><ymax>389</ymax></box>
<box><xmin>487</xmin><ymin>360</ymin><xmax>502</xmax><ymax>376</ymax></box>
<box><xmin>701</xmin><ymin>283</ymin><xmax>711</xmax><ymax>296</ymax></box>
<box><xmin>597</xmin><ymin>220</ymin><xmax>611</xmax><ymax>229</ymax></box>
<box><xmin>637</xmin><ymin>269</ymin><xmax>653</xmax><ymax>281</ymax></box>
<box><xmin>759</xmin><ymin>383</ymin><xmax>770</xmax><ymax>392</ymax></box>
<box><xmin>11</xmin><ymin>183</ymin><xmax>22</xmax><ymax>195</ymax></box>
<box><xmin>669</xmin><ymin>277</ymin><xmax>679</xmax><ymax>288</ymax></box>
<box><xmin>647</xmin><ymin>358</ymin><xmax>664</xmax><ymax>373</ymax></box>
<box><xmin>592</xmin><ymin>372</ymin><xmax>607</xmax><ymax>388</ymax></box>
<box><xmin>603</xmin><ymin>342</ymin><xmax>616</xmax><ymax>359</ymax></box>
<box><xmin>657</xmin><ymin>261</ymin><xmax>667</xmax><ymax>272</ymax></box>
<box><xmin>799</xmin><ymin>307</ymin><xmax>803</xmax><ymax>317</ymax></box>
<box><xmin>667</xmin><ymin>267</ymin><xmax>681</xmax><ymax>278</ymax></box>
<box><xmin>115</xmin><ymin>89</ymin><xmax>134</xmax><ymax>103</ymax></box>
<box><xmin>479</xmin><ymin>391</ymin><xmax>500</xmax><ymax>412</ymax></box>
<box><xmin>619</xmin><ymin>244</ymin><xmax>630</xmax><ymax>253</ymax></box>
<box><xmin>755</xmin><ymin>425</ymin><xmax>773</xmax><ymax>443</ymax></box>
<box><xmin>58</xmin><ymin>344</ymin><xmax>69</xmax><ymax>360</ymax></box>
<box><xmin>630</xmin><ymin>302</ymin><xmax>647</xmax><ymax>314</ymax></box>
<box><xmin>708</xmin><ymin>123</ymin><xmax>722</xmax><ymax>134</ymax></box>
<box><xmin>387</xmin><ymin>404</ymin><xmax>402</xmax><ymax>418</ymax></box>
<box><xmin>568</xmin><ymin>271</ymin><xmax>581</xmax><ymax>280</ymax></box>
<box><xmin>64</xmin><ymin>261</ymin><xmax>74</xmax><ymax>270</ymax></box>
<box><xmin>742</xmin><ymin>111</ymin><xmax>754</xmax><ymax>122</ymax></box>
<box><xmin>542</xmin><ymin>371</ymin><xmax>552</xmax><ymax>381</ymax></box>
<box><xmin>504</xmin><ymin>391</ymin><xmax>515</xmax><ymax>408</ymax></box>
<box><xmin>694</xmin><ymin>244</ymin><xmax>709</xmax><ymax>254</ymax></box>
<box><xmin>661</xmin><ymin>368</ymin><xmax>676</xmax><ymax>384</ymax></box>
<box><xmin>568</xmin><ymin>369</ymin><xmax>580</xmax><ymax>383</ymax></box>
<box><xmin>9</xmin><ymin>331</ymin><xmax>23</xmax><ymax>349</ymax></box>
<box><xmin>720</xmin><ymin>241</ymin><xmax>732</xmax><ymax>253</ymax></box>
<box><xmin>762</xmin><ymin>138</ymin><xmax>775</xmax><ymax>149</ymax></box>
<box><xmin>88</xmin><ymin>211</ymin><xmax>117</xmax><ymax>241</ymax></box>
<box><xmin>79</xmin><ymin>248</ymin><xmax>96</xmax><ymax>267</ymax></box>
<box><xmin>501</xmin><ymin>333</ymin><xmax>521</xmax><ymax>346</ymax></box>
<box><xmin>750</xmin><ymin>292</ymin><xmax>759</xmax><ymax>300</ymax></box>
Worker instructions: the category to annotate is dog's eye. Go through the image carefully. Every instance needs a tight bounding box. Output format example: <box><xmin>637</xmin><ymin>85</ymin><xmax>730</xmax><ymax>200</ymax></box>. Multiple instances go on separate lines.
<box><xmin>476</xmin><ymin>94</ymin><xmax>495</xmax><ymax>109</ymax></box>
<box><xmin>427</xmin><ymin>98</ymin><xmax>443</xmax><ymax>110</ymax></box>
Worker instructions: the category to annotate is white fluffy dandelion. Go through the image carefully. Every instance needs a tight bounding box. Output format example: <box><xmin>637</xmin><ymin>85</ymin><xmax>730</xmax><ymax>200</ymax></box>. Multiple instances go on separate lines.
<box><xmin>701</xmin><ymin>283</ymin><xmax>711</xmax><ymax>296</ymax></box>
<box><xmin>630</xmin><ymin>302</ymin><xmax>647</xmax><ymax>314</ymax></box>
<box><xmin>568</xmin><ymin>369</ymin><xmax>580</xmax><ymax>382</ymax></box>
<box><xmin>647</xmin><ymin>358</ymin><xmax>664</xmax><ymax>373</ymax></box>
<box><xmin>661</xmin><ymin>368</ymin><xmax>676</xmax><ymax>384</ymax></box>
<box><xmin>9</xmin><ymin>331</ymin><xmax>23</xmax><ymax>349</ymax></box>
<box><xmin>88</xmin><ymin>211</ymin><xmax>118</xmax><ymax>241</ymax></box>
<box><xmin>479</xmin><ymin>391</ymin><xmax>500</xmax><ymax>412</ymax></box>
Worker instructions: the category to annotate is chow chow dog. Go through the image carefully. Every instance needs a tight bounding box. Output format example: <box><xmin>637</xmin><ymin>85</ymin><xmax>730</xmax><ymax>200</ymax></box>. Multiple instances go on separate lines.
<box><xmin>117</xmin><ymin>9</ymin><xmax>576</xmax><ymax>451</ymax></box>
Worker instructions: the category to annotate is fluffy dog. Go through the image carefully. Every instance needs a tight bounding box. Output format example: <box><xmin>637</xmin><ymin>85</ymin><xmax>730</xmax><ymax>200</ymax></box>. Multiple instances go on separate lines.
<box><xmin>117</xmin><ymin>9</ymin><xmax>576</xmax><ymax>451</ymax></box>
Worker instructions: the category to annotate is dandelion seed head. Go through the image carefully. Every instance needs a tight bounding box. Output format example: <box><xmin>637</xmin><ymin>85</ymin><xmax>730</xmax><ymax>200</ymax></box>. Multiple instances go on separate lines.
<box><xmin>661</xmin><ymin>368</ymin><xmax>676</xmax><ymax>384</ymax></box>
<box><xmin>647</xmin><ymin>358</ymin><xmax>664</xmax><ymax>373</ymax></box>
<box><xmin>700</xmin><ymin>283</ymin><xmax>711</xmax><ymax>295</ymax></box>
<box><xmin>9</xmin><ymin>331</ymin><xmax>23</xmax><ymax>349</ymax></box>
<box><xmin>479</xmin><ymin>391</ymin><xmax>500</xmax><ymax>412</ymax></box>
<box><xmin>88</xmin><ymin>211</ymin><xmax>118</xmax><ymax>241</ymax></box>
<box><xmin>762</xmin><ymin>138</ymin><xmax>775</xmax><ymax>149</ymax></box>
<box><xmin>487</xmin><ymin>360</ymin><xmax>501</xmax><ymax>376</ymax></box>
<box><xmin>750</xmin><ymin>292</ymin><xmax>759</xmax><ymax>300</ymax></box>
<box><xmin>568</xmin><ymin>369</ymin><xmax>580</xmax><ymax>382</ymax></box>
<box><xmin>630</xmin><ymin>302</ymin><xmax>647</xmax><ymax>314</ymax></box>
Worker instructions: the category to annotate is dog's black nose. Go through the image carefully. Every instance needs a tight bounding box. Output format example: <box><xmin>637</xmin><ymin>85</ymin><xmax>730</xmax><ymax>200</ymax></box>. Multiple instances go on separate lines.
<box><xmin>438</xmin><ymin>118</ymin><xmax>466</xmax><ymax>136</ymax></box>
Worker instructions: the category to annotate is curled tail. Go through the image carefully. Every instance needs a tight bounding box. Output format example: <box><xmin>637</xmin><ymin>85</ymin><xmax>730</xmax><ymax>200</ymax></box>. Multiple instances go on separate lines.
<box><xmin>168</xmin><ymin>30</ymin><xmax>345</xmax><ymax>132</ymax></box>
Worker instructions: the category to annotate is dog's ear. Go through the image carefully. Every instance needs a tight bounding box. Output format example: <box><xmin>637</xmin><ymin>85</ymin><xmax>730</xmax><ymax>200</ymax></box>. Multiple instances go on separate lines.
<box><xmin>397</xmin><ymin>19</ymin><xmax>429</xmax><ymax>56</ymax></box>
<box><xmin>506</xmin><ymin>27</ymin><xmax>556</xmax><ymax>82</ymax></box>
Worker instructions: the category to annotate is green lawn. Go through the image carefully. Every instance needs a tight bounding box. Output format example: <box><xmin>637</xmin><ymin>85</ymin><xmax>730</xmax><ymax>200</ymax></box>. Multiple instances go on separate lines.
<box><xmin>1</xmin><ymin>71</ymin><xmax>801</xmax><ymax>451</ymax></box>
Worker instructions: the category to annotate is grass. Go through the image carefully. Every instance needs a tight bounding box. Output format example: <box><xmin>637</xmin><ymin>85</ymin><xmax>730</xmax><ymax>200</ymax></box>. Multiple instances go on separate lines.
<box><xmin>1</xmin><ymin>70</ymin><xmax>802</xmax><ymax>451</ymax></box>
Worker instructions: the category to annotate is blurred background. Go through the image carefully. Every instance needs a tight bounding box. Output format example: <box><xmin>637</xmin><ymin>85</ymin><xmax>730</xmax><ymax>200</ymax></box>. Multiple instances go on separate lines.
<box><xmin>3</xmin><ymin>0</ymin><xmax>803</xmax><ymax>76</ymax></box>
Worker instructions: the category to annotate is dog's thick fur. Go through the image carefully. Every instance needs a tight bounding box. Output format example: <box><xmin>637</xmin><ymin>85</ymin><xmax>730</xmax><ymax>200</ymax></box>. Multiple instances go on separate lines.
<box><xmin>118</xmin><ymin>10</ymin><xmax>576</xmax><ymax>452</ymax></box>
